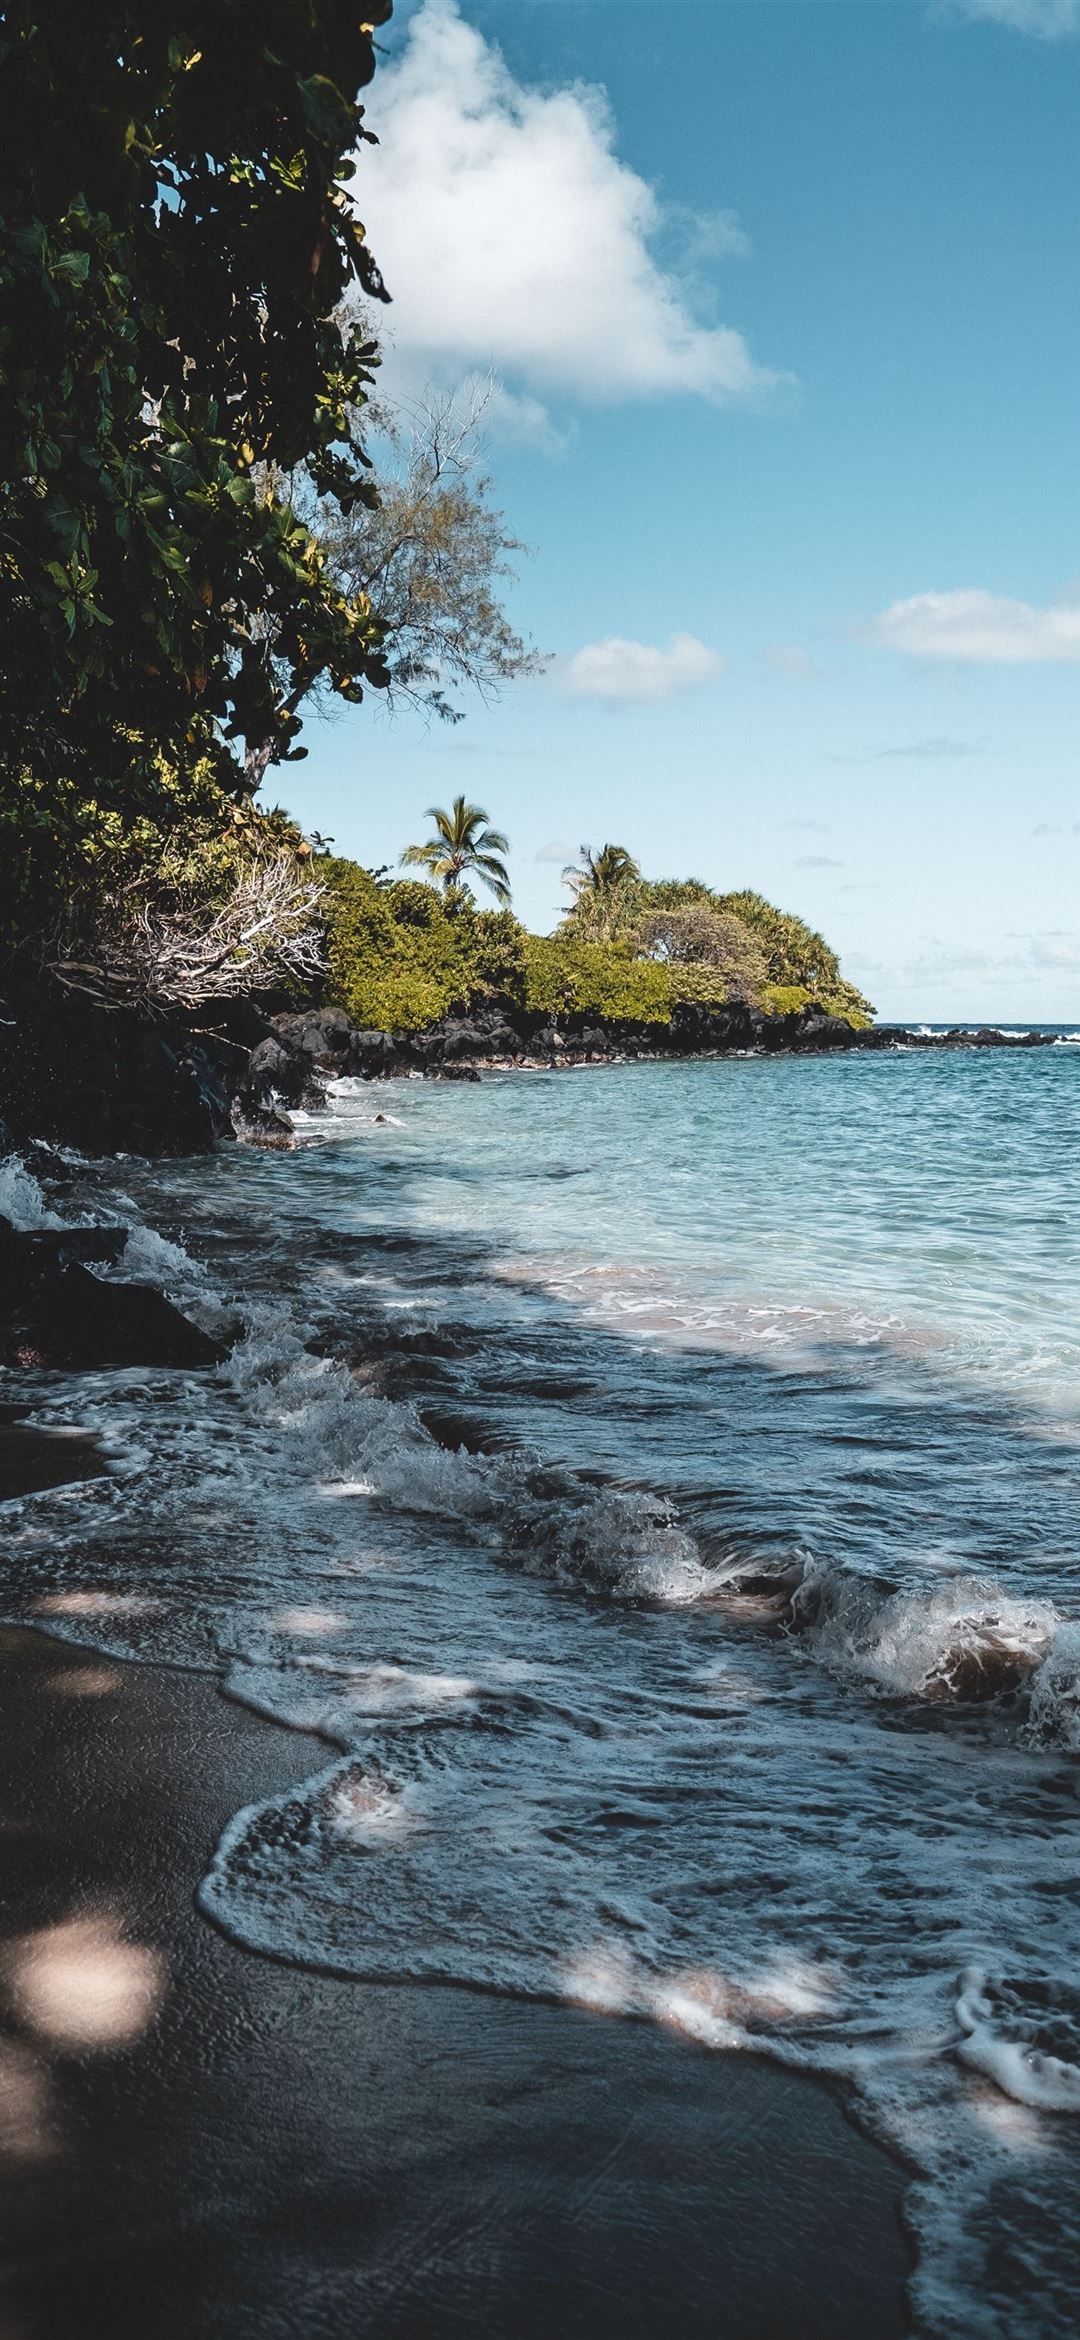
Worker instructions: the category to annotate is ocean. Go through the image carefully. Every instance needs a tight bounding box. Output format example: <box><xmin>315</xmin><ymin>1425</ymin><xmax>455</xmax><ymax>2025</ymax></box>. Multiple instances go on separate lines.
<box><xmin>3</xmin><ymin>1037</ymin><xmax>1079</xmax><ymax>2336</ymax></box>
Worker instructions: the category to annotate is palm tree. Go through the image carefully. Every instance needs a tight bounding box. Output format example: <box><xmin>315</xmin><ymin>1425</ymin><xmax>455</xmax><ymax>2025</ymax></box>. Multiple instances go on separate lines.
<box><xmin>400</xmin><ymin>796</ymin><xmax>512</xmax><ymax>907</ymax></box>
<box><xmin>561</xmin><ymin>843</ymin><xmax>641</xmax><ymax>940</ymax></box>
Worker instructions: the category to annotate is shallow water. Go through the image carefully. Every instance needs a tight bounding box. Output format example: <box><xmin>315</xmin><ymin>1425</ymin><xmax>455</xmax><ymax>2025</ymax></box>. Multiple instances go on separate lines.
<box><xmin>2</xmin><ymin>1043</ymin><xmax>1080</xmax><ymax>2336</ymax></box>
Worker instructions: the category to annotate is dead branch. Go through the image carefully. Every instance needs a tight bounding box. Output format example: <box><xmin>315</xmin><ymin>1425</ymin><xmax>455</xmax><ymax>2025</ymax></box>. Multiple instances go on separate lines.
<box><xmin>50</xmin><ymin>857</ymin><xmax>327</xmax><ymax>1011</ymax></box>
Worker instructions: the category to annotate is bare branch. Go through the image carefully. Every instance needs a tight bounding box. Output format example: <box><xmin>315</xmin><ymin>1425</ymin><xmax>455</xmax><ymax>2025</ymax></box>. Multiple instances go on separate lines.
<box><xmin>50</xmin><ymin>857</ymin><xmax>327</xmax><ymax>1011</ymax></box>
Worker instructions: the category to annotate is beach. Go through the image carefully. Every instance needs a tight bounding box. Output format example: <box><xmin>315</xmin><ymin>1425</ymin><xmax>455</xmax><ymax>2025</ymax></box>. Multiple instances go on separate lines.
<box><xmin>1</xmin><ymin>1044</ymin><xmax>1078</xmax><ymax>2336</ymax></box>
<box><xmin>0</xmin><ymin>1624</ymin><xmax>910</xmax><ymax>2340</ymax></box>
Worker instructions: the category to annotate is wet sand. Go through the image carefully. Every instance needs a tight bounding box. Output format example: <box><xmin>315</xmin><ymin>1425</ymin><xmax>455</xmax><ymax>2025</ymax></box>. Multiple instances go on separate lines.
<box><xmin>0</xmin><ymin>1625</ymin><xmax>913</xmax><ymax>2340</ymax></box>
<box><xmin>0</xmin><ymin>1414</ymin><xmax>106</xmax><ymax>1500</ymax></box>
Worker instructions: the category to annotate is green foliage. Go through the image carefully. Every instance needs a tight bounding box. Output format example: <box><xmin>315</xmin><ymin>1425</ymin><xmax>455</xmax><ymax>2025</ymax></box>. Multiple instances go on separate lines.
<box><xmin>523</xmin><ymin>936</ymin><xmax>672</xmax><ymax>1023</ymax></box>
<box><xmin>560</xmin><ymin>843</ymin><xmax>642</xmax><ymax>942</ymax></box>
<box><xmin>0</xmin><ymin>748</ymin><xmax>314</xmax><ymax>955</ymax></box>
<box><xmin>400</xmin><ymin>797</ymin><xmax>512</xmax><ymax>906</ymax></box>
<box><xmin>633</xmin><ymin>906</ymin><xmax>769</xmax><ymax>1006</ymax></box>
<box><xmin>711</xmin><ymin>890</ymin><xmax>838</xmax><ymax>989</ymax></box>
<box><xmin>320</xmin><ymin>854</ymin><xmax>874</xmax><ymax>1037</ymax></box>
<box><xmin>763</xmin><ymin>984</ymin><xmax>813</xmax><ymax>1019</ymax></box>
<box><xmin>322</xmin><ymin>859</ymin><xmax>479</xmax><ymax>1031</ymax></box>
<box><xmin>0</xmin><ymin>0</ymin><xmax>393</xmax><ymax>860</ymax></box>
<box><xmin>315</xmin><ymin>388</ymin><xmax>545</xmax><ymax>721</ymax></box>
<box><xmin>471</xmin><ymin>909</ymin><xmax>529</xmax><ymax>995</ymax></box>
<box><xmin>636</xmin><ymin>879</ymin><xmax>874</xmax><ymax>1023</ymax></box>
<box><xmin>763</xmin><ymin>982</ymin><xmax>874</xmax><ymax>1028</ymax></box>
<box><xmin>635</xmin><ymin>877</ymin><xmax>714</xmax><ymax>912</ymax></box>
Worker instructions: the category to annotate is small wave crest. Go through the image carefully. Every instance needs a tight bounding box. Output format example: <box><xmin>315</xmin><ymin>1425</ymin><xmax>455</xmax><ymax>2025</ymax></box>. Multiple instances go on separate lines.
<box><xmin>1025</xmin><ymin>1622</ymin><xmax>1080</xmax><ymax>1749</ymax></box>
<box><xmin>790</xmin><ymin>1558</ymin><xmax>1058</xmax><ymax>1707</ymax></box>
<box><xmin>506</xmin><ymin>1485</ymin><xmax>711</xmax><ymax>1604</ymax></box>
<box><xmin>0</xmin><ymin>1155</ymin><xmax>59</xmax><ymax>1231</ymax></box>
<box><xmin>956</xmin><ymin>1968</ymin><xmax>1080</xmax><ymax>2113</ymax></box>
<box><xmin>224</xmin><ymin>1656</ymin><xmax>479</xmax><ymax>1741</ymax></box>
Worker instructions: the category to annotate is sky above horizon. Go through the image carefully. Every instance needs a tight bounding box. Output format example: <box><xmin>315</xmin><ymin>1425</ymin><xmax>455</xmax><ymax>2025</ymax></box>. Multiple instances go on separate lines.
<box><xmin>277</xmin><ymin>0</ymin><xmax>1079</xmax><ymax>1022</ymax></box>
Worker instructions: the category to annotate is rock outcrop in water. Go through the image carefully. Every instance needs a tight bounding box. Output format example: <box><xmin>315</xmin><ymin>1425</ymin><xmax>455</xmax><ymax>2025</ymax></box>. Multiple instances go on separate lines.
<box><xmin>0</xmin><ymin>973</ymin><xmax>237</xmax><ymax>1155</ymax></box>
<box><xmin>0</xmin><ymin>978</ymin><xmax>325</xmax><ymax>1156</ymax></box>
<box><xmin>0</xmin><ymin>971</ymin><xmax>1055</xmax><ymax>1161</ymax></box>
<box><xmin>0</xmin><ymin>1216</ymin><xmax>227</xmax><ymax>1371</ymax></box>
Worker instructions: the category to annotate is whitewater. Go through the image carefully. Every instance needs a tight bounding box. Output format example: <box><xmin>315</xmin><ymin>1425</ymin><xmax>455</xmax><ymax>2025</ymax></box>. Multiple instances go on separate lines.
<box><xmin>2</xmin><ymin>1041</ymin><xmax>1079</xmax><ymax>2336</ymax></box>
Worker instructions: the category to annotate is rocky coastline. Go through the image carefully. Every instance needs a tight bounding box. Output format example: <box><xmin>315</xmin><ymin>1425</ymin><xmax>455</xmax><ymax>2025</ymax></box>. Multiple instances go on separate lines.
<box><xmin>0</xmin><ymin>972</ymin><xmax>1056</xmax><ymax>1161</ymax></box>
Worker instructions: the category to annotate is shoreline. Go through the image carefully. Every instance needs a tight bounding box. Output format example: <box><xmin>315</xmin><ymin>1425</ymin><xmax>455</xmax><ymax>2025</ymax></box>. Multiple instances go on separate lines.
<box><xmin>0</xmin><ymin>1621</ymin><xmax>914</xmax><ymax>2339</ymax></box>
<box><xmin>1</xmin><ymin>965</ymin><xmax>1065</xmax><ymax>1160</ymax></box>
<box><xmin>385</xmin><ymin>1031</ymin><xmax>1063</xmax><ymax>1081</ymax></box>
<box><xmin>330</xmin><ymin>1011</ymin><xmax>1062</xmax><ymax>1090</ymax></box>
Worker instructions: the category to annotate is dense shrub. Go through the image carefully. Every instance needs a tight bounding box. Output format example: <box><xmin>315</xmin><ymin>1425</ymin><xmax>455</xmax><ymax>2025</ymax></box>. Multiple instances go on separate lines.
<box><xmin>0</xmin><ymin>748</ymin><xmax>318</xmax><ymax>978</ymax></box>
<box><xmin>636</xmin><ymin>879</ymin><xmax>874</xmax><ymax>1024</ymax></box>
<box><xmin>523</xmin><ymin>935</ymin><xmax>673</xmax><ymax>1022</ymax></box>
<box><xmin>762</xmin><ymin>980</ymin><xmax>873</xmax><ymax>1027</ymax></box>
<box><xmin>322</xmin><ymin>859</ymin><xmax>479</xmax><ymax>1031</ymax></box>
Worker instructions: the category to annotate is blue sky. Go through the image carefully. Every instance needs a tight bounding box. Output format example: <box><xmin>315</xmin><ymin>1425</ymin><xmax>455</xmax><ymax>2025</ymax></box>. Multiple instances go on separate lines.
<box><xmin>277</xmin><ymin>0</ymin><xmax>1079</xmax><ymax>1021</ymax></box>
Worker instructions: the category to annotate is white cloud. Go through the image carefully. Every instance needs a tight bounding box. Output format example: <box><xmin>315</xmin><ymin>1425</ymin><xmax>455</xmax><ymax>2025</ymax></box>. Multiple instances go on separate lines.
<box><xmin>947</xmin><ymin>0</ymin><xmax>1080</xmax><ymax>35</ymax></box>
<box><xmin>867</xmin><ymin>590</ymin><xmax>1080</xmax><ymax>664</ymax></box>
<box><xmin>534</xmin><ymin>840</ymin><xmax>576</xmax><ymax>864</ymax></box>
<box><xmin>362</xmin><ymin>0</ymin><xmax>782</xmax><ymax>410</ymax></box>
<box><xmin>795</xmin><ymin>854</ymin><xmax>844</xmax><ymax>870</ymax></box>
<box><xmin>561</xmin><ymin>632</ymin><xmax>725</xmax><ymax>707</ymax></box>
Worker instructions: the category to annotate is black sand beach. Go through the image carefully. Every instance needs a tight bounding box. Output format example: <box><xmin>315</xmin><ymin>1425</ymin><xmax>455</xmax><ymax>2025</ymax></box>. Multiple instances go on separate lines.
<box><xmin>0</xmin><ymin>1625</ymin><xmax>913</xmax><ymax>2340</ymax></box>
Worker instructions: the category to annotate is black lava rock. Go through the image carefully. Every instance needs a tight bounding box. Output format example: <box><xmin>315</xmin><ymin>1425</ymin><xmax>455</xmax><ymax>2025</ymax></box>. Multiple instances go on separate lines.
<box><xmin>0</xmin><ymin>1217</ymin><xmax>226</xmax><ymax>1370</ymax></box>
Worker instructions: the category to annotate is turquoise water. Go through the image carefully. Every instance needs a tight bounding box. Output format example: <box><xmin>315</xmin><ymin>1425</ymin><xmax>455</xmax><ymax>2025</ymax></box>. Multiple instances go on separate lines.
<box><xmin>2</xmin><ymin>1041</ymin><xmax>1079</xmax><ymax>2335</ymax></box>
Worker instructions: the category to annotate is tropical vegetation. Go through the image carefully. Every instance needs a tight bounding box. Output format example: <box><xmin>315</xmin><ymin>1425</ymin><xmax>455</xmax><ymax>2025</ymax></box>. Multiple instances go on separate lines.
<box><xmin>0</xmin><ymin>11</ymin><xmax>871</xmax><ymax>1045</ymax></box>
<box><xmin>320</xmin><ymin>838</ymin><xmax>874</xmax><ymax>1033</ymax></box>
<box><xmin>0</xmin><ymin>1</ymin><xmax>393</xmax><ymax>932</ymax></box>
<box><xmin>400</xmin><ymin>798</ymin><xmax>512</xmax><ymax>908</ymax></box>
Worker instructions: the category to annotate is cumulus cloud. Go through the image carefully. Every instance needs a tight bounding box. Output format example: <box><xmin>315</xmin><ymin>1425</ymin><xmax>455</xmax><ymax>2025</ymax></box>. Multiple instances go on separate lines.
<box><xmin>361</xmin><ymin>0</ymin><xmax>782</xmax><ymax>411</ymax></box>
<box><xmin>795</xmin><ymin>854</ymin><xmax>844</xmax><ymax>870</ymax></box>
<box><xmin>534</xmin><ymin>840</ymin><xmax>576</xmax><ymax>864</ymax></box>
<box><xmin>867</xmin><ymin>590</ymin><xmax>1080</xmax><ymax>664</ymax></box>
<box><xmin>947</xmin><ymin>0</ymin><xmax>1080</xmax><ymax>34</ymax></box>
<box><xmin>561</xmin><ymin>633</ymin><xmax>725</xmax><ymax>707</ymax></box>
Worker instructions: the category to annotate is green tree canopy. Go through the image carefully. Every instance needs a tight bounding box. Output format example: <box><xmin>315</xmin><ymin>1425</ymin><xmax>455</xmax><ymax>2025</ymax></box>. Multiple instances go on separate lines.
<box><xmin>636</xmin><ymin>879</ymin><xmax>850</xmax><ymax>994</ymax></box>
<box><xmin>401</xmin><ymin>797</ymin><xmax>512</xmax><ymax>907</ymax></box>
<box><xmin>0</xmin><ymin>0</ymin><xmax>394</xmax><ymax>846</ymax></box>
<box><xmin>311</xmin><ymin>386</ymin><xmax>545</xmax><ymax>722</ymax></box>
<box><xmin>560</xmin><ymin>843</ymin><xmax>642</xmax><ymax>941</ymax></box>
<box><xmin>633</xmin><ymin>905</ymin><xmax>769</xmax><ymax>1006</ymax></box>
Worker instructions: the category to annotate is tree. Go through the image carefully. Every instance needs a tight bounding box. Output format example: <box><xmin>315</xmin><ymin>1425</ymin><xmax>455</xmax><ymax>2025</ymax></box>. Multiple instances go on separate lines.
<box><xmin>711</xmin><ymin>890</ymin><xmax>843</xmax><ymax>991</ymax></box>
<box><xmin>401</xmin><ymin>797</ymin><xmax>512</xmax><ymax>907</ymax></box>
<box><xmin>633</xmin><ymin>906</ymin><xmax>768</xmax><ymax>1006</ymax></box>
<box><xmin>561</xmin><ymin>844</ymin><xmax>641</xmax><ymax>942</ymax></box>
<box><xmin>311</xmin><ymin>385</ymin><xmax>545</xmax><ymax>722</ymax></box>
<box><xmin>0</xmin><ymin>0</ymin><xmax>394</xmax><ymax>875</ymax></box>
<box><xmin>634</xmin><ymin>878</ymin><xmax>874</xmax><ymax>1020</ymax></box>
